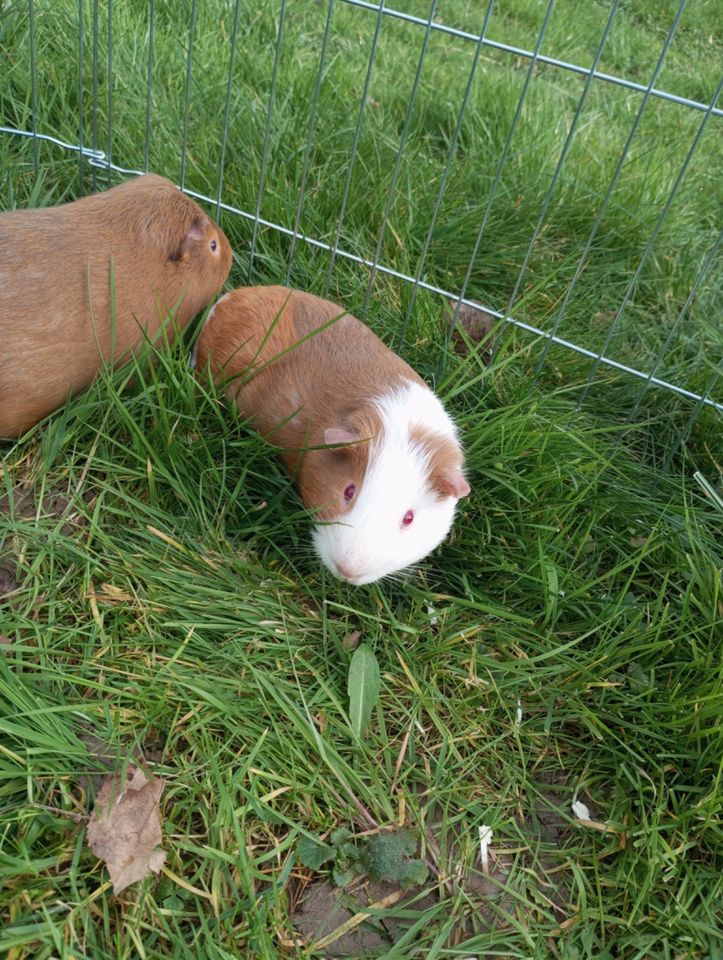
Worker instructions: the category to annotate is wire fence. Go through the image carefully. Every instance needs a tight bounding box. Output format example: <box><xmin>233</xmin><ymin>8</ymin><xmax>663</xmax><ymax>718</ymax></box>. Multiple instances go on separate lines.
<box><xmin>1</xmin><ymin>0</ymin><xmax>721</xmax><ymax>428</ymax></box>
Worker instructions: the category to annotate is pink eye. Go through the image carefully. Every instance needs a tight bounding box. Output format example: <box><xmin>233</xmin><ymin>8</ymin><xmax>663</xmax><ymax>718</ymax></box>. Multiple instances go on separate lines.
<box><xmin>344</xmin><ymin>483</ymin><xmax>356</xmax><ymax>503</ymax></box>
<box><xmin>402</xmin><ymin>510</ymin><xmax>414</xmax><ymax>527</ymax></box>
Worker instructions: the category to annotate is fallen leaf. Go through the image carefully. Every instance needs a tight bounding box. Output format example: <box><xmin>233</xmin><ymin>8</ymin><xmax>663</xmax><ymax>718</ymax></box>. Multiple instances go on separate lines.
<box><xmin>446</xmin><ymin>299</ymin><xmax>496</xmax><ymax>359</ymax></box>
<box><xmin>87</xmin><ymin>765</ymin><xmax>166</xmax><ymax>893</ymax></box>
<box><xmin>348</xmin><ymin>645</ymin><xmax>380</xmax><ymax>738</ymax></box>
<box><xmin>343</xmin><ymin>629</ymin><xmax>362</xmax><ymax>651</ymax></box>
<box><xmin>297</xmin><ymin>834</ymin><xmax>335</xmax><ymax>870</ymax></box>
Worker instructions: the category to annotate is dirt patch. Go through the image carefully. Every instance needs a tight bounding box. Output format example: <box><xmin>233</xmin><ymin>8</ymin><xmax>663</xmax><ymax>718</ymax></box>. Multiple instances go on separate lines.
<box><xmin>0</xmin><ymin>564</ymin><xmax>20</xmax><ymax>599</ymax></box>
<box><xmin>529</xmin><ymin>768</ymin><xmax>571</xmax><ymax>844</ymax></box>
<box><xmin>292</xmin><ymin>816</ymin><xmax>518</xmax><ymax>955</ymax></box>
<box><xmin>0</xmin><ymin>480</ymin><xmax>90</xmax><ymax>537</ymax></box>
<box><xmin>293</xmin><ymin>879</ymin><xmax>437</xmax><ymax>957</ymax></box>
<box><xmin>292</xmin><ymin>772</ymin><xmax>587</xmax><ymax>954</ymax></box>
<box><xmin>293</xmin><ymin>881</ymin><xmax>387</xmax><ymax>956</ymax></box>
<box><xmin>1</xmin><ymin>480</ymin><xmax>92</xmax><ymax>605</ymax></box>
<box><xmin>425</xmin><ymin>817</ymin><xmax>517</xmax><ymax>939</ymax></box>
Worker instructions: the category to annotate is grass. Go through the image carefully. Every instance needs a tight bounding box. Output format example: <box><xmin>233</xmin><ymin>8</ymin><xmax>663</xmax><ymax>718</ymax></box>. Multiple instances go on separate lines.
<box><xmin>1</xmin><ymin>1</ymin><xmax>722</xmax><ymax>957</ymax></box>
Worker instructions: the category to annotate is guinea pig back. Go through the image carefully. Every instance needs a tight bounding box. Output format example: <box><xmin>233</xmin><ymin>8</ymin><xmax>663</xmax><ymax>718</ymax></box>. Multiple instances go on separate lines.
<box><xmin>195</xmin><ymin>285</ymin><xmax>470</xmax><ymax>585</ymax></box>
<box><xmin>0</xmin><ymin>173</ymin><xmax>232</xmax><ymax>437</ymax></box>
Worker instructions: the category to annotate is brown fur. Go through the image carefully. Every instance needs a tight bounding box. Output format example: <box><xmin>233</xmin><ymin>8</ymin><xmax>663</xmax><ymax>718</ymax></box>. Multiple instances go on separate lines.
<box><xmin>409</xmin><ymin>424</ymin><xmax>467</xmax><ymax>500</ymax></box>
<box><xmin>0</xmin><ymin>173</ymin><xmax>232</xmax><ymax>437</ymax></box>
<box><xmin>195</xmin><ymin>285</ymin><xmax>429</xmax><ymax>519</ymax></box>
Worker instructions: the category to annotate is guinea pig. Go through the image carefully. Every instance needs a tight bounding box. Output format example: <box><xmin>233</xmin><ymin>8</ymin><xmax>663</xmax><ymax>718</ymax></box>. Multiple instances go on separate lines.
<box><xmin>193</xmin><ymin>285</ymin><xmax>470</xmax><ymax>586</ymax></box>
<box><xmin>0</xmin><ymin>173</ymin><xmax>232</xmax><ymax>437</ymax></box>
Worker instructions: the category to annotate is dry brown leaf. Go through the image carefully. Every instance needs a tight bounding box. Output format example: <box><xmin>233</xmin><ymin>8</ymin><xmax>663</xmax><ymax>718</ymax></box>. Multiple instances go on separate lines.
<box><xmin>446</xmin><ymin>298</ymin><xmax>496</xmax><ymax>360</ymax></box>
<box><xmin>344</xmin><ymin>630</ymin><xmax>362</xmax><ymax>651</ymax></box>
<box><xmin>100</xmin><ymin>582</ymin><xmax>134</xmax><ymax>601</ymax></box>
<box><xmin>87</xmin><ymin>765</ymin><xmax>166</xmax><ymax>894</ymax></box>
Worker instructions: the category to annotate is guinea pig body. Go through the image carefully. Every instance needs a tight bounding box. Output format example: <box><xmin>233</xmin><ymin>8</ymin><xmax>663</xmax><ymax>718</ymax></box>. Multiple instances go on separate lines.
<box><xmin>0</xmin><ymin>173</ymin><xmax>232</xmax><ymax>437</ymax></box>
<box><xmin>194</xmin><ymin>285</ymin><xmax>470</xmax><ymax>585</ymax></box>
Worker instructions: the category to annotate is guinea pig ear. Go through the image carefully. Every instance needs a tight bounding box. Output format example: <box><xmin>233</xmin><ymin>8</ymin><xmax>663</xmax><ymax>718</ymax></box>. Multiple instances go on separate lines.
<box><xmin>433</xmin><ymin>467</ymin><xmax>471</xmax><ymax>500</ymax></box>
<box><xmin>324</xmin><ymin>427</ymin><xmax>359</xmax><ymax>447</ymax></box>
<box><xmin>169</xmin><ymin>216</ymin><xmax>209</xmax><ymax>261</ymax></box>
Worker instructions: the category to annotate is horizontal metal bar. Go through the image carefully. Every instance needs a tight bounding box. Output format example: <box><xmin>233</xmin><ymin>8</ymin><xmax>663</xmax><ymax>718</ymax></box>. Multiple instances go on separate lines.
<box><xmin>1</xmin><ymin>124</ymin><xmax>720</xmax><ymax>414</ymax></box>
<box><xmin>339</xmin><ymin>0</ymin><xmax>723</xmax><ymax>118</ymax></box>
<box><xmin>0</xmin><ymin>125</ymin><xmax>109</xmax><ymax>164</ymax></box>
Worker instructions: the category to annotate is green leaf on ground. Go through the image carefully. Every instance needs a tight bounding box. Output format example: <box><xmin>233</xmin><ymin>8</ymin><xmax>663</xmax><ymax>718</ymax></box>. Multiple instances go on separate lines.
<box><xmin>297</xmin><ymin>835</ymin><xmax>335</xmax><ymax>870</ymax></box>
<box><xmin>347</xmin><ymin>644</ymin><xmax>380</xmax><ymax>738</ymax></box>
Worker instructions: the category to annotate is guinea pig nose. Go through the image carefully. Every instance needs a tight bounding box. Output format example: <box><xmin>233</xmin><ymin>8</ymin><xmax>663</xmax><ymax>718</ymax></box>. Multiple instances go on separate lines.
<box><xmin>334</xmin><ymin>560</ymin><xmax>360</xmax><ymax>582</ymax></box>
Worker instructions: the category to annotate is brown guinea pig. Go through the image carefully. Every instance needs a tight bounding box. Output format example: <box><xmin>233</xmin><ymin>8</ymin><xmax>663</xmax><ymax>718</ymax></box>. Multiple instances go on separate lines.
<box><xmin>0</xmin><ymin>173</ymin><xmax>232</xmax><ymax>437</ymax></box>
<box><xmin>193</xmin><ymin>286</ymin><xmax>470</xmax><ymax>586</ymax></box>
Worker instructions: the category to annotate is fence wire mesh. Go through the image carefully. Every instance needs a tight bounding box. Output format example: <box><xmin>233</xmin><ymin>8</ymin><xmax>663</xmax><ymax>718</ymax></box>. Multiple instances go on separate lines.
<box><xmin>1</xmin><ymin>0</ymin><xmax>721</xmax><ymax>427</ymax></box>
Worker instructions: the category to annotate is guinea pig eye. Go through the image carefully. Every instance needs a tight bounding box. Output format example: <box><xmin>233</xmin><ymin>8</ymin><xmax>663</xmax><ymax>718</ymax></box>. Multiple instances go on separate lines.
<box><xmin>402</xmin><ymin>510</ymin><xmax>414</xmax><ymax>528</ymax></box>
<box><xmin>344</xmin><ymin>483</ymin><xmax>356</xmax><ymax>503</ymax></box>
<box><xmin>210</xmin><ymin>239</ymin><xmax>218</xmax><ymax>252</ymax></box>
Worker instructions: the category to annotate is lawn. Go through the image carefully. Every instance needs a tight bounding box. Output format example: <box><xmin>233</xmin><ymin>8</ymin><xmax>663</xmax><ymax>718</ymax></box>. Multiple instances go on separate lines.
<box><xmin>1</xmin><ymin>1</ymin><xmax>721</xmax><ymax>957</ymax></box>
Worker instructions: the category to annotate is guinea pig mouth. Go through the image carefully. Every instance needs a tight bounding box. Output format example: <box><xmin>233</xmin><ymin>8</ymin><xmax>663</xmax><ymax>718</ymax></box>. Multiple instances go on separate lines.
<box><xmin>335</xmin><ymin>567</ymin><xmax>380</xmax><ymax>587</ymax></box>
<box><xmin>329</xmin><ymin>559</ymin><xmax>372</xmax><ymax>586</ymax></box>
<box><xmin>312</xmin><ymin>524</ymin><xmax>386</xmax><ymax>585</ymax></box>
<box><xmin>315</xmin><ymin>543</ymin><xmax>377</xmax><ymax>585</ymax></box>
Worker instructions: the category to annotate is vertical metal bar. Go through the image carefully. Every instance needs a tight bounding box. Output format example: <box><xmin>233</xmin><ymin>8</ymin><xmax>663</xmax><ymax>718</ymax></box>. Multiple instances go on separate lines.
<box><xmin>579</xmin><ymin>74</ymin><xmax>721</xmax><ymax>406</ymax></box>
<box><xmin>91</xmin><ymin>0</ymin><xmax>99</xmax><ymax>191</ymax></box>
<box><xmin>626</xmin><ymin>231</ymin><xmax>722</xmax><ymax>424</ymax></box>
<box><xmin>323</xmin><ymin>0</ymin><xmax>387</xmax><ymax>297</ymax></box>
<box><xmin>285</xmin><ymin>0</ymin><xmax>336</xmax><ymax>285</ymax></box>
<box><xmin>107</xmin><ymin>0</ymin><xmax>113</xmax><ymax>185</ymax></box>
<box><xmin>533</xmin><ymin>0</ymin><xmax>688</xmax><ymax>385</ymax></box>
<box><xmin>179</xmin><ymin>0</ymin><xmax>199</xmax><ymax>191</ymax></box>
<box><xmin>435</xmin><ymin>0</ymin><xmax>556</xmax><ymax>365</ymax></box>
<box><xmin>400</xmin><ymin>0</ymin><xmax>496</xmax><ymax>342</ymax></box>
<box><xmin>336</xmin><ymin>0</ymin><xmax>723</xmax><ymax>118</ymax></box>
<box><xmin>660</xmin><ymin>369</ymin><xmax>721</xmax><ymax>474</ymax></box>
<box><xmin>144</xmin><ymin>0</ymin><xmax>155</xmax><ymax>173</ymax></box>
<box><xmin>215</xmin><ymin>0</ymin><xmax>242</xmax><ymax>221</ymax></box>
<box><xmin>361</xmin><ymin>0</ymin><xmax>439</xmax><ymax>316</ymax></box>
<box><xmin>498</xmin><ymin>0</ymin><xmax>621</xmax><ymax>352</ymax></box>
<box><xmin>77</xmin><ymin>0</ymin><xmax>84</xmax><ymax>193</ymax></box>
<box><xmin>28</xmin><ymin>0</ymin><xmax>39</xmax><ymax>176</ymax></box>
<box><xmin>248</xmin><ymin>0</ymin><xmax>289</xmax><ymax>282</ymax></box>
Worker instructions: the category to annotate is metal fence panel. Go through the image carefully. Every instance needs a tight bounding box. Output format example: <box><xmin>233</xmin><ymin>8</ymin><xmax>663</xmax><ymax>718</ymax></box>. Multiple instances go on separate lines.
<box><xmin>1</xmin><ymin>0</ymin><xmax>720</xmax><ymax>422</ymax></box>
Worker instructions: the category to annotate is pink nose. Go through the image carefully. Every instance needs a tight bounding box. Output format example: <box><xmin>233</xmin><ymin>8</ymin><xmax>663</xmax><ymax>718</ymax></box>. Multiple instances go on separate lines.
<box><xmin>334</xmin><ymin>560</ymin><xmax>360</xmax><ymax>581</ymax></box>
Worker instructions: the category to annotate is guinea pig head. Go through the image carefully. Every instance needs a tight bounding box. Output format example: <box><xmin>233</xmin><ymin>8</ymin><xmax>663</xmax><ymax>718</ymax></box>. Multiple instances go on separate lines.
<box><xmin>305</xmin><ymin>383</ymin><xmax>470</xmax><ymax>586</ymax></box>
<box><xmin>165</xmin><ymin>212</ymin><xmax>232</xmax><ymax>319</ymax></box>
<box><xmin>123</xmin><ymin>175</ymin><xmax>232</xmax><ymax>323</ymax></box>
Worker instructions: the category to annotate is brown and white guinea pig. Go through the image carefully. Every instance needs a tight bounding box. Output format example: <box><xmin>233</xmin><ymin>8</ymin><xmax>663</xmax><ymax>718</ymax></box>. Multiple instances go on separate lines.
<box><xmin>193</xmin><ymin>285</ymin><xmax>470</xmax><ymax>586</ymax></box>
<box><xmin>0</xmin><ymin>173</ymin><xmax>232</xmax><ymax>437</ymax></box>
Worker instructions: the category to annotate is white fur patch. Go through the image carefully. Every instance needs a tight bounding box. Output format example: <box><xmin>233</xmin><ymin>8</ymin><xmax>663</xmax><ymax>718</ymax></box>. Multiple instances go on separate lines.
<box><xmin>188</xmin><ymin>342</ymin><xmax>200</xmax><ymax>370</ymax></box>
<box><xmin>188</xmin><ymin>291</ymin><xmax>229</xmax><ymax>369</ymax></box>
<box><xmin>313</xmin><ymin>380</ymin><xmax>462</xmax><ymax>585</ymax></box>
